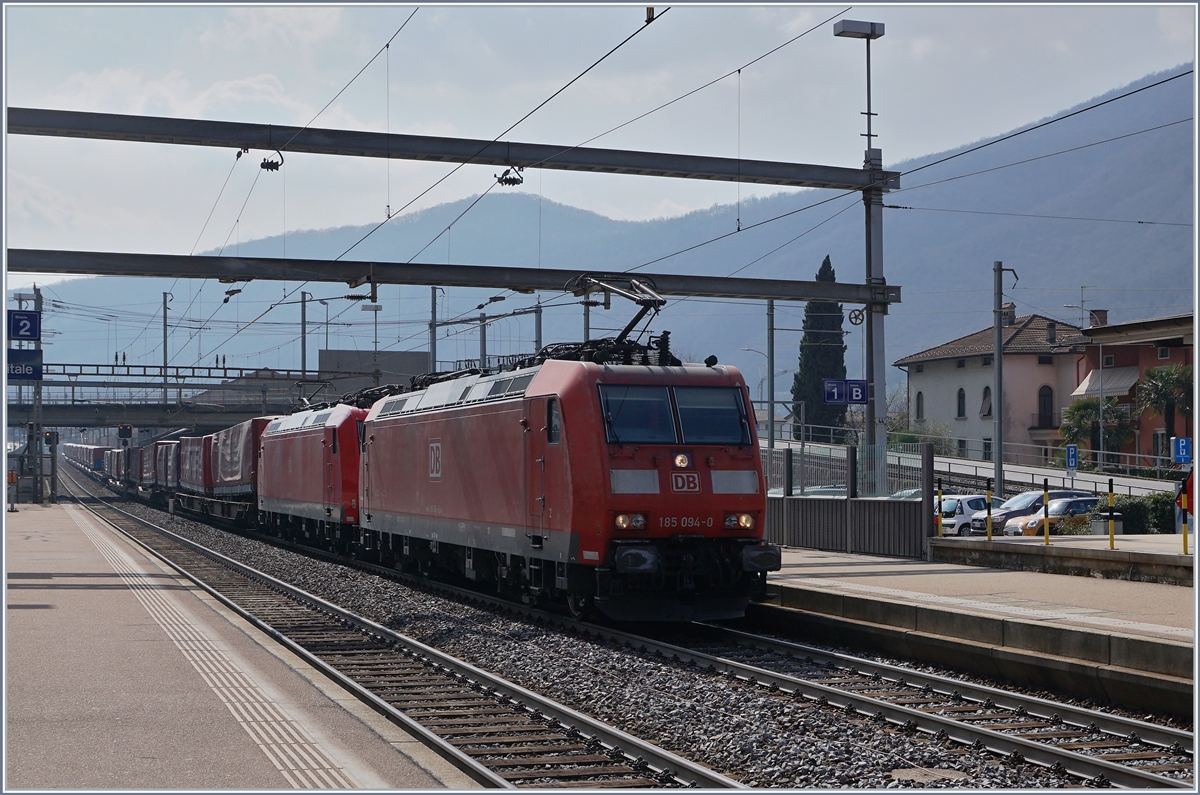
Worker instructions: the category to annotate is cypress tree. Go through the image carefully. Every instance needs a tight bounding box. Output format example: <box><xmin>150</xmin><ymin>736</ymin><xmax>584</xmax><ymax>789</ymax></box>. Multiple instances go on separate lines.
<box><xmin>791</xmin><ymin>256</ymin><xmax>847</xmax><ymax>441</ymax></box>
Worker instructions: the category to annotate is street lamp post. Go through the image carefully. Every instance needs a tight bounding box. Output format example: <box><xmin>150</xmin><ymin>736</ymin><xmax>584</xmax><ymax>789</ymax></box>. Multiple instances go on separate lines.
<box><xmin>1066</xmin><ymin>305</ymin><xmax>1105</xmax><ymax>469</ymax></box>
<box><xmin>300</xmin><ymin>291</ymin><xmax>312</xmax><ymax>384</ymax></box>
<box><xmin>834</xmin><ymin>19</ymin><xmax>887</xmax><ymax>455</ymax></box>
<box><xmin>317</xmin><ymin>299</ymin><xmax>329</xmax><ymax>356</ymax></box>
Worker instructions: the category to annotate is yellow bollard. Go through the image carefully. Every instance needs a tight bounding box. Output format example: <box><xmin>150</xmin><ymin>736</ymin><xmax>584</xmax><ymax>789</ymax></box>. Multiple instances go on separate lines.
<box><xmin>1042</xmin><ymin>478</ymin><xmax>1050</xmax><ymax>546</ymax></box>
<box><xmin>1108</xmin><ymin>478</ymin><xmax>1115</xmax><ymax>550</ymax></box>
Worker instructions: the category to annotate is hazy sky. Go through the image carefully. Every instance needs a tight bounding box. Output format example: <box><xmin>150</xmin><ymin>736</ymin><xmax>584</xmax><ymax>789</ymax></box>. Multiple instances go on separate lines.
<box><xmin>5</xmin><ymin>2</ymin><xmax>1196</xmax><ymax>286</ymax></box>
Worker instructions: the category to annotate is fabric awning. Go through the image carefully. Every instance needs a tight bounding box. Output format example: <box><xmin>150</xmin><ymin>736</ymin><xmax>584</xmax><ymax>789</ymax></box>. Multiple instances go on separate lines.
<box><xmin>1070</xmin><ymin>365</ymin><xmax>1140</xmax><ymax>399</ymax></box>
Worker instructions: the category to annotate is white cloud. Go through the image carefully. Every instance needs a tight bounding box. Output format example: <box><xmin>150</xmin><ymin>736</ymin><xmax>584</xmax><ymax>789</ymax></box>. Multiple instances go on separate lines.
<box><xmin>1157</xmin><ymin>7</ymin><xmax>1195</xmax><ymax>45</ymax></box>
<box><xmin>199</xmin><ymin>7</ymin><xmax>343</xmax><ymax>52</ymax></box>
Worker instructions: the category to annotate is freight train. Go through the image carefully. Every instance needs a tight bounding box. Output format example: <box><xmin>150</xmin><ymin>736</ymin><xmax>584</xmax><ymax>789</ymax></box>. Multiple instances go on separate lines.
<box><xmin>88</xmin><ymin>336</ymin><xmax>781</xmax><ymax>621</ymax></box>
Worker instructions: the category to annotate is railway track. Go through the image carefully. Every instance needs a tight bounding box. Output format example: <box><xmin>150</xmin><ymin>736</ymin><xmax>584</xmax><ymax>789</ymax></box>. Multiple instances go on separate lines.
<box><xmin>59</xmin><ymin>468</ymin><xmax>739</xmax><ymax>789</ymax></box>
<box><xmin>66</xmin><ymin>463</ymin><xmax>1194</xmax><ymax>788</ymax></box>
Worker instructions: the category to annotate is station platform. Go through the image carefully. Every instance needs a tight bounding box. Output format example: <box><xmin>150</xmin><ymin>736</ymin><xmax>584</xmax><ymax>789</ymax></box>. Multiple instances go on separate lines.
<box><xmin>5</xmin><ymin>502</ymin><xmax>480</xmax><ymax>790</ymax></box>
<box><xmin>759</xmin><ymin>540</ymin><xmax>1194</xmax><ymax>717</ymax></box>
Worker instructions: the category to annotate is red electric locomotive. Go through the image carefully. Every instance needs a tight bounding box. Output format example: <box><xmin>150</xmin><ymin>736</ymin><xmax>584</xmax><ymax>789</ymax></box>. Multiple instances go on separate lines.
<box><xmin>258</xmin><ymin>404</ymin><xmax>367</xmax><ymax>543</ymax></box>
<box><xmin>358</xmin><ymin>356</ymin><xmax>780</xmax><ymax>621</ymax></box>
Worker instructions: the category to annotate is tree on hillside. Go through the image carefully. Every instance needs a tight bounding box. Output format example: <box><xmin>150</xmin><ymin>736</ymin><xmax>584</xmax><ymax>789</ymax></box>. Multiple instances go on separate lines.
<box><xmin>791</xmin><ymin>256</ymin><xmax>847</xmax><ymax>442</ymax></box>
<box><xmin>1060</xmin><ymin>397</ymin><xmax>1135</xmax><ymax>467</ymax></box>
<box><xmin>1136</xmin><ymin>364</ymin><xmax>1193</xmax><ymax>442</ymax></box>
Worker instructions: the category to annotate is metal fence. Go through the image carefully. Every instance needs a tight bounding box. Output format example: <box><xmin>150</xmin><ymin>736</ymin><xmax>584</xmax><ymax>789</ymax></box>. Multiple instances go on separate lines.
<box><xmin>760</xmin><ymin>443</ymin><xmax>924</xmax><ymax>498</ymax></box>
<box><xmin>764</xmin><ymin>496</ymin><xmax>930</xmax><ymax>558</ymax></box>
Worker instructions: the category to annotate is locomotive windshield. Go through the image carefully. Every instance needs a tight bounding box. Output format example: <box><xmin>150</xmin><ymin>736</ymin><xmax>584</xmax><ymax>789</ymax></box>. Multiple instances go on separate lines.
<box><xmin>599</xmin><ymin>385</ymin><xmax>677</xmax><ymax>444</ymax></box>
<box><xmin>675</xmin><ymin>387</ymin><xmax>751</xmax><ymax>444</ymax></box>
<box><xmin>598</xmin><ymin>384</ymin><xmax>751</xmax><ymax>445</ymax></box>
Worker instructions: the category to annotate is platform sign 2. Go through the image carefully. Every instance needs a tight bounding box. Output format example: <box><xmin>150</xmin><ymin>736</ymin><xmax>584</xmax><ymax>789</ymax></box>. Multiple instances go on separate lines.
<box><xmin>7</xmin><ymin>348</ymin><xmax>42</xmax><ymax>381</ymax></box>
<box><xmin>1065</xmin><ymin>444</ymin><xmax>1079</xmax><ymax>474</ymax></box>
<box><xmin>1172</xmin><ymin>437</ymin><xmax>1192</xmax><ymax>464</ymax></box>
<box><xmin>7</xmin><ymin>310</ymin><xmax>41</xmax><ymax>342</ymax></box>
<box><xmin>822</xmin><ymin>379</ymin><xmax>846</xmax><ymax>404</ymax></box>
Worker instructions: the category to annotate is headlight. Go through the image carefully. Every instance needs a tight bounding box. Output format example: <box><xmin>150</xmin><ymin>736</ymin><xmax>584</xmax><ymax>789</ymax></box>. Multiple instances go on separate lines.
<box><xmin>1024</xmin><ymin>518</ymin><xmax>1040</xmax><ymax>529</ymax></box>
<box><xmin>673</xmin><ymin>452</ymin><xmax>693</xmax><ymax>469</ymax></box>
<box><xmin>615</xmin><ymin>513</ymin><xmax>646</xmax><ymax>530</ymax></box>
<box><xmin>725</xmin><ymin>513</ymin><xmax>755</xmax><ymax>530</ymax></box>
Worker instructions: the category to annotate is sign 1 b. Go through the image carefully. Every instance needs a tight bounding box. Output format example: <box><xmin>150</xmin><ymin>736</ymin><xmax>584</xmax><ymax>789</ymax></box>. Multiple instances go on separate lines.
<box><xmin>1173</xmin><ymin>437</ymin><xmax>1192</xmax><ymax>464</ymax></box>
<box><xmin>7</xmin><ymin>310</ymin><xmax>41</xmax><ymax>341</ymax></box>
<box><xmin>822</xmin><ymin>379</ymin><xmax>846</xmax><ymax>404</ymax></box>
<box><xmin>846</xmin><ymin>380</ymin><xmax>868</xmax><ymax>405</ymax></box>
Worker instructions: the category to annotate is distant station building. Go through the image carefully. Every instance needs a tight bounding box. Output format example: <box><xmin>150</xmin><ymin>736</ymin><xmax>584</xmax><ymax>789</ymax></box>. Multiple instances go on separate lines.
<box><xmin>893</xmin><ymin>305</ymin><xmax>1082</xmax><ymax>465</ymax></box>
<box><xmin>317</xmin><ymin>349</ymin><xmax>432</xmax><ymax>395</ymax></box>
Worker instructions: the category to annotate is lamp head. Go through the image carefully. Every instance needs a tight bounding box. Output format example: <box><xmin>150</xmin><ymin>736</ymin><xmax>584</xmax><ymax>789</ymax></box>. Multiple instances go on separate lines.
<box><xmin>834</xmin><ymin>20</ymin><xmax>885</xmax><ymax>39</ymax></box>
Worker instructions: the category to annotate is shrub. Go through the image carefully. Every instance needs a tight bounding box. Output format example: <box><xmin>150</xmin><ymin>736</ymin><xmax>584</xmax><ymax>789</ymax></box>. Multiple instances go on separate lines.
<box><xmin>1089</xmin><ymin>495</ymin><xmax>1152</xmax><ymax>534</ymax></box>
<box><xmin>1145</xmin><ymin>491</ymin><xmax>1178</xmax><ymax>534</ymax></box>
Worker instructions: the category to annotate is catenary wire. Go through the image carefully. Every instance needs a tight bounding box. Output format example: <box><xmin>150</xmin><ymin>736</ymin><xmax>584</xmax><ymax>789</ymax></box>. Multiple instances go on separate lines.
<box><xmin>884</xmin><ymin>205</ymin><xmax>1191</xmax><ymax>227</ymax></box>
<box><xmin>622</xmin><ymin>68</ymin><xmax>1194</xmax><ymax>276</ymax></box>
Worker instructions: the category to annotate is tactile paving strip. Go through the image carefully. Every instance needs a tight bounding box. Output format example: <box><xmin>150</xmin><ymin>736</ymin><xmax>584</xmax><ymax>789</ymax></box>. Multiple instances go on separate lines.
<box><xmin>66</xmin><ymin>505</ymin><xmax>357</xmax><ymax>789</ymax></box>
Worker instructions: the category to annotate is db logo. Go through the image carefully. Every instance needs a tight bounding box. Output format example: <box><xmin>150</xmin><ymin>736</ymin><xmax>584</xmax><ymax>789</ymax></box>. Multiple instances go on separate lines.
<box><xmin>428</xmin><ymin>439</ymin><xmax>442</xmax><ymax>480</ymax></box>
<box><xmin>671</xmin><ymin>472</ymin><xmax>700</xmax><ymax>493</ymax></box>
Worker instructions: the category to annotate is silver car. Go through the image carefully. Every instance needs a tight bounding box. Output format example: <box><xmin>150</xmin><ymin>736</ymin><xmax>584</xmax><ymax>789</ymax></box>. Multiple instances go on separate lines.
<box><xmin>939</xmin><ymin>494</ymin><xmax>1004</xmax><ymax>535</ymax></box>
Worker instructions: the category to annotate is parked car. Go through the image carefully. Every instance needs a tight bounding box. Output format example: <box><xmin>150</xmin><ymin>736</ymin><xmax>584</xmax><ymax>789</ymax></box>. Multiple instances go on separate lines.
<box><xmin>969</xmin><ymin>489</ymin><xmax>1092</xmax><ymax>535</ymax></box>
<box><xmin>1003</xmin><ymin>497</ymin><xmax>1100</xmax><ymax>536</ymax></box>
<box><xmin>939</xmin><ymin>494</ymin><xmax>1005</xmax><ymax>536</ymax></box>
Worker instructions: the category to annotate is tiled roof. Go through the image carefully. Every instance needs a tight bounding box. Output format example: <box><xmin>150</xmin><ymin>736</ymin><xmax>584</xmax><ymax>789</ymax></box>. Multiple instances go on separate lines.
<box><xmin>893</xmin><ymin>314</ymin><xmax>1083</xmax><ymax>366</ymax></box>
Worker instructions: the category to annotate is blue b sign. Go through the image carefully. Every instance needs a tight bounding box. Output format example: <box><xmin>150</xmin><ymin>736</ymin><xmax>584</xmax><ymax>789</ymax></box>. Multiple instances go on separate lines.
<box><xmin>1173</xmin><ymin>437</ymin><xmax>1192</xmax><ymax>464</ymax></box>
<box><xmin>7</xmin><ymin>310</ymin><xmax>41</xmax><ymax>341</ymax></box>
<box><xmin>822</xmin><ymin>379</ymin><xmax>845</xmax><ymax>404</ymax></box>
<box><xmin>1065</xmin><ymin>444</ymin><xmax>1079</xmax><ymax>472</ymax></box>
<box><xmin>846</xmin><ymin>380</ymin><xmax>868</xmax><ymax>404</ymax></box>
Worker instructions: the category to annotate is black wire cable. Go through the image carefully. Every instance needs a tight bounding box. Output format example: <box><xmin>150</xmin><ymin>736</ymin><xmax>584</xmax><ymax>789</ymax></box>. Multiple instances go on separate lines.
<box><xmin>277</xmin><ymin>8</ymin><xmax>419</xmax><ymax>157</ymax></box>
<box><xmin>622</xmin><ymin>68</ymin><xmax>1194</xmax><ymax>276</ymax></box>
<box><xmin>189</xmin><ymin>150</ymin><xmax>245</xmax><ymax>256</ymax></box>
<box><xmin>337</xmin><ymin>8</ymin><xmax>672</xmax><ymax>265</ymax></box>
<box><xmin>896</xmin><ymin>117</ymin><xmax>1192</xmax><ymax>195</ymax></box>
<box><xmin>884</xmin><ymin>205</ymin><xmax>1191</xmax><ymax>227</ymax></box>
<box><xmin>215</xmin><ymin>9</ymin><xmax>672</xmax><ymax>366</ymax></box>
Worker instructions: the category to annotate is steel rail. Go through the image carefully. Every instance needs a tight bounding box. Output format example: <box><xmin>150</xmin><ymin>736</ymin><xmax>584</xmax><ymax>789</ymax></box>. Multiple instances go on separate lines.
<box><xmin>213</xmin><ymin>530</ymin><xmax>1195</xmax><ymax>789</ymax></box>
<box><xmin>696</xmin><ymin>623</ymin><xmax>1193</xmax><ymax>752</ymax></box>
<box><xmin>67</xmin><ymin>463</ymin><xmax>1189</xmax><ymax>787</ymax></box>
<box><xmin>60</xmin><ymin>466</ymin><xmax>741</xmax><ymax>789</ymax></box>
<box><xmin>559</xmin><ymin>625</ymin><xmax>1191</xmax><ymax>788</ymax></box>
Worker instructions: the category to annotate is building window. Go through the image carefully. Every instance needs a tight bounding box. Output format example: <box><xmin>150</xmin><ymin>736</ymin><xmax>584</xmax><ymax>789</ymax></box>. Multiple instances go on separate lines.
<box><xmin>956</xmin><ymin>359</ymin><xmax>966</xmax><ymax>368</ymax></box>
<box><xmin>915</xmin><ymin>364</ymin><xmax>924</xmax><ymax>373</ymax></box>
<box><xmin>982</xmin><ymin>438</ymin><xmax>993</xmax><ymax>462</ymax></box>
<box><xmin>1154</xmin><ymin>429</ymin><xmax>1168</xmax><ymax>459</ymax></box>
<box><xmin>1158</xmin><ymin>347</ymin><xmax>1171</xmax><ymax>360</ymax></box>
<box><xmin>915</xmin><ymin>391</ymin><xmax>924</xmax><ymax>421</ymax></box>
<box><xmin>956</xmin><ymin>388</ymin><xmax>966</xmax><ymax>418</ymax></box>
<box><xmin>957</xmin><ymin>439</ymin><xmax>968</xmax><ymax>458</ymax></box>
<box><xmin>1037</xmin><ymin>386</ymin><xmax>1054</xmax><ymax>427</ymax></box>
<box><xmin>982</xmin><ymin>355</ymin><xmax>993</xmax><ymax>366</ymax></box>
<box><xmin>980</xmin><ymin>386</ymin><xmax>992</xmax><ymax>417</ymax></box>
<box><xmin>1038</xmin><ymin>355</ymin><xmax>1053</xmax><ymax>365</ymax></box>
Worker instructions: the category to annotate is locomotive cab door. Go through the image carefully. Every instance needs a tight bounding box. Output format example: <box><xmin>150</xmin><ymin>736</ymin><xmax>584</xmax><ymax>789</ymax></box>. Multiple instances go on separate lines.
<box><xmin>525</xmin><ymin>397</ymin><xmax>547</xmax><ymax>538</ymax></box>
